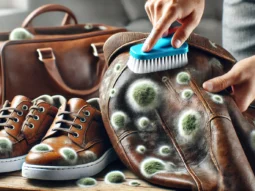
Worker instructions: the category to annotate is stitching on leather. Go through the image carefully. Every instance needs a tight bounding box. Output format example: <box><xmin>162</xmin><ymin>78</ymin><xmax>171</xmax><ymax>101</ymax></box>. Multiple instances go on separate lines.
<box><xmin>161</xmin><ymin>75</ymin><xmax>181</xmax><ymax>102</ymax></box>
<box><xmin>105</xmin><ymin>65</ymin><xmax>137</xmax><ymax>173</ymax></box>
<box><xmin>156</xmin><ymin>110</ymin><xmax>203</xmax><ymax>191</ymax></box>
<box><xmin>117</xmin><ymin>130</ymin><xmax>138</xmax><ymax>143</ymax></box>
<box><xmin>206</xmin><ymin>120</ymin><xmax>220</xmax><ymax>173</ymax></box>
<box><xmin>0</xmin><ymin>155</ymin><xmax>26</xmax><ymax>163</ymax></box>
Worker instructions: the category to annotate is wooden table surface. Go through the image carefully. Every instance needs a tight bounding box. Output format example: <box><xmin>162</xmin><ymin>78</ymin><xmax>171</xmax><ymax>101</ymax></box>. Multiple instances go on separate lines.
<box><xmin>0</xmin><ymin>160</ymin><xmax>174</xmax><ymax>191</ymax></box>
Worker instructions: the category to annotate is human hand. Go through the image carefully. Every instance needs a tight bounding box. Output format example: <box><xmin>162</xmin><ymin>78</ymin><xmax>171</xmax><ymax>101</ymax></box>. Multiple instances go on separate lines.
<box><xmin>143</xmin><ymin>0</ymin><xmax>205</xmax><ymax>52</ymax></box>
<box><xmin>203</xmin><ymin>56</ymin><xmax>255</xmax><ymax>112</ymax></box>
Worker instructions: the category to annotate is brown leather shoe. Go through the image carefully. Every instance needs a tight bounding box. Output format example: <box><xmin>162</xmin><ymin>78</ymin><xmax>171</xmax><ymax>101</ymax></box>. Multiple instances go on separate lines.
<box><xmin>22</xmin><ymin>98</ymin><xmax>116</xmax><ymax>180</ymax></box>
<box><xmin>0</xmin><ymin>95</ymin><xmax>64</xmax><ymax>173</ymax></box>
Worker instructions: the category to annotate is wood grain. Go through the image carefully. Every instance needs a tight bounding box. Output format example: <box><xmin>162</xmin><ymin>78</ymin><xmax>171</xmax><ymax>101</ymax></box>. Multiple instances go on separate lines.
<box><xmin>0</xmin><ymin>160</ymin><xmax>174</xmax><ymax>191</ymax></box>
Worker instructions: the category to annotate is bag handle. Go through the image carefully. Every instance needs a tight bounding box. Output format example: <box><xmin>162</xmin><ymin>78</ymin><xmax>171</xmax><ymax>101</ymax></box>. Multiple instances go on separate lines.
<box><xmin>22</xmin><ymin>4</ymin><xmax>78</xmax><ymax>28</ymax></box>
<box><xmin>37</xmin><ymin>44</ymin><xmax>107</xmax><ymax>96</ymax></box>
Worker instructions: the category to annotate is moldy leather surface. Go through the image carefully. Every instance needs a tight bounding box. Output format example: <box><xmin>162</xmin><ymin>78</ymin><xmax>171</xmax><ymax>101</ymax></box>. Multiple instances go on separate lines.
<box><xmin>99</xmin><ymin>32</ymin><xmax>255</xmax><ymax>191</ymax></box>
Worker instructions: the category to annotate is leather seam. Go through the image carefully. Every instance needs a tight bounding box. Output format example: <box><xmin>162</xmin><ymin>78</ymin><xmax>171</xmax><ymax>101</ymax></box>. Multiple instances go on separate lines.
<box><xmin>156</xmin><ymin>110</ymin><xmax>203</xmax><ymax>191</ymax></box>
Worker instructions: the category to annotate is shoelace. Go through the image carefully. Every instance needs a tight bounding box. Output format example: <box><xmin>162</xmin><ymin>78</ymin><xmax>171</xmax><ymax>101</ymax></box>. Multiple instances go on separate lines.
<box><xmin>0</xmin><ymin>107</ymin><xmax>23</xmax><ymax>129</ymax></box>
<box><xmin>52</xmin><ymin>111</ymin><xmax>88</xmax><ymax>137</ymax></box>
<box><xmin>24</xmin><ymin>105</ymin><xmax>44</xmax><ymax>129</ymax></box>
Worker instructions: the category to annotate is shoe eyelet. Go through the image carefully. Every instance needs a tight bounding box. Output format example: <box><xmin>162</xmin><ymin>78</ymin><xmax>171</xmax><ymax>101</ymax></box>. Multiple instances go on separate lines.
<box><xmin>28</xmin><ymin>123</ymin><xmax>34</xmax><ymax>129</ymax></box>
<box><xmin>22</xmin><ymin>105</ymin><xmax>28</xmax><ymax>110</ymax></box>
<box><xmin>84</xmin><ymin>110</ymin><xmax>90</xmax><ymax>117</ymax></box>
<box><xmin>80</xmin><ymin>118</ymin><xmax>86</xmax><ymax>123</ymax></box>
<box><xmin>39</xmin><ymin>107</ymin><xmax>45</xmax><ymax>113</ymax></box>
<box><xmin>33</xmin><ymin>115</ymin><xmax>39</xmax><ymax>121</ymax></box>
<box><xmin>73</xmin><ymin>132</ymin><xmax>79</xmax><ymax>138</ymax></box>
<box><xmin>9</xmin><ymin>125</ymin><xmax>15</xmax><ymax>130</ymax></box>
<box><xmin>17</xmin><ymin>111</ymin><xmax>23</xmax><ymax>116</ymax></box>
<box><xmin>13</xmin><ymin>118</ymin><xmax>19</xmax><ymax>123</ymax></box>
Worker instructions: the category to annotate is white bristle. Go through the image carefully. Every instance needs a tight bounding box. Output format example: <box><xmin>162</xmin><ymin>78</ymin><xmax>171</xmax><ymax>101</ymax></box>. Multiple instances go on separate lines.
<box><xmin>127</xmin><ymin>53</ymin><xmax>188</xmax><ymax>74</ymax></box>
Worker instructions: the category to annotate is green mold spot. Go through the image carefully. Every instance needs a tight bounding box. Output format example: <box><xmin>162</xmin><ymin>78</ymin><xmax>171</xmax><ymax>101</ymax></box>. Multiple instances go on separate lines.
<box><xmin>179</xmin><ymin>110</ymin><xmax>200</xmax><ymax>139</ymax></box>
<box><xmin>110</xmin><ymin>89</ymin><xmax>117</xmax><ymax>98</ymax></box>
<box><xmin>127</xmin><ymin>79</ymin><xmax>159</xmax><ymax>112</ymax></box>
<box><xmin>136</xmin><ymin>145</ymin><xmax>146</xmax><ymax>154</ymax></box>
<box><xmin>9</xmin><ymin>28</ymin><xmax>33</xmax><ymax>40</ymax></box>
<box><xmin>114</xmin><ymin>64</ymin><xmax>121</xmax><ymax>72</ymax></box>
<box><xmin>76</xmin><ymin>177</ymin><xmax>97</xmax><ymax>187</ymax></box>
<box><xmin>81</xmin><ymin>151</ymin><xmax>97</xmax><ymax>163</ymax></box>
<box><xmin>176</xmin><ymin>72</ymin><xmax>191</xmax><ymax>85</ymax></box>
<box><xmin>129</xmin><ymin>180</ymin><xmax>140</xmax><ymax>187</ymax></box>
<box><xmin>141</xmin><ymin>158</ymin><xmax>166</xmax><ymax>178</ymax></box>
<box><xmin>32</xmin><ymin>144</ymin><xmax>52</xmax><ymax>152</ymax></box>
<box><xmin>105</xmin><ymin>171</ymin><xmax>126</xmax><ymax>184</ymax></box>
<box><xmin>181</xmin><ymin>89</ymin><xmax>194</xmax><ymax>100</ymax></box>
<box><xmin>133</xmin><ymin>84</ymin><xmax>156</xmax><ymax>107</ymax></box>
<box><xmin>159</xmin><ymin>146</ymin><xmax>171</xmax><ymax>156</ymax></box>
<box><xmin>138</xmin><ymin>117</ymin><xmax>150</xmax><ymax>129</ymax></box>
<box><xmin>0</xmin><ymin>138</ymin><xmax>12</xmax><ymax>153</ymax></box>
<box><xmin>212</xmin><ymin>95</ymin><xmax>223</xmax><ymax>104</ymax></box>
<box><xmin>60</xmin><ymin>147</ymin><xmax>77</xmax><ymax>164</ymax></box>
<box><xmin>111</xmin><ymin>111</ymin><xmax>127</xmax><ymax>130</ymax></box>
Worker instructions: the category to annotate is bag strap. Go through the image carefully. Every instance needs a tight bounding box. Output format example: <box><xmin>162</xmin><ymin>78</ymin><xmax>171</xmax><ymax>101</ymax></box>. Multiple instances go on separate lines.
<box><xmin>22</xmin><ymin>4</ymin><xmax>78</xmax><ymax>28</ymax></box>
<box><xmin>37</xmin><ymin>43</ymin><xmax>106</xmax><ymax>96</ymax></box>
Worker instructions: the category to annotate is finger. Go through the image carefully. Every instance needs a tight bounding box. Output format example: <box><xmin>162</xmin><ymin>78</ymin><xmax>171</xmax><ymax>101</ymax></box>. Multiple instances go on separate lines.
<box><xmin>203</xmin><ymin>71</ymin><xmax>238</xmax><ymax>93</ymax></box>
<box><xmin>233</xmin><ymin>87</ymin><xmax>254</xmax><ymax>112</ymax></box>
<box><xmin>142</xmin><ymin>9</ymin><xmax>178</xmax><ymax>52</ymax></box>
<box><xmin>145</xmin><ymin>1</ymin><xmax>154</xmax><ymax>25</ymax></box>
<box><xmin>172</xmin><ymin>12</ymin><xmax>200</xmax><ymax>48</ymax></box>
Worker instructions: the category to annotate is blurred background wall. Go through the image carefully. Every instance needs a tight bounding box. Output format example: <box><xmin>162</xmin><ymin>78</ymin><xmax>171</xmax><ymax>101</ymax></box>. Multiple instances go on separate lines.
<box><xmin>0</xmin><ymin>0</ymin><xmax>223</xmax><ymax>44</ymax></box>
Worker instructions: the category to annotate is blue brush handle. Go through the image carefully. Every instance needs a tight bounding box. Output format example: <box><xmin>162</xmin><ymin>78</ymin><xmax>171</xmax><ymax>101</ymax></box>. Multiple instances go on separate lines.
<box><xmin>130</xmin><ymin>34</ymin><xmax>189</xmax><ymax>60</ymax></box>
<box><xmin>153</xmin><ymin>35</ymin><xmax>173</xmax><ymax>49</ymax></box>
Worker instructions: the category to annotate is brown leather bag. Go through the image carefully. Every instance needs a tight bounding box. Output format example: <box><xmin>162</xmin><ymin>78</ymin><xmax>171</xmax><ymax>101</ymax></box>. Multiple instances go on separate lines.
<box><xmin>100</xmin><ymin>32</ymin><xmax>255</xmax><ymax>191</ymax></box>
<box><xmin>0</xmin><ymin>4</ymin><xmax>126</xmax><ymax>105</ymax></box>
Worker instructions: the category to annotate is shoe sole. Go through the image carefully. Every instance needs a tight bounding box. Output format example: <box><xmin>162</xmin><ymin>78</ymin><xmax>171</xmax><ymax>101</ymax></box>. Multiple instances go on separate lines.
<box><xmin>0</xmin><ymin>155</ymin><xmax>27</xmax><ymax>173</ymax></box>
<box><xmin>22</xmin><ymin>148</ymin><xmax>117</xmax><ymax>180</ymax></box>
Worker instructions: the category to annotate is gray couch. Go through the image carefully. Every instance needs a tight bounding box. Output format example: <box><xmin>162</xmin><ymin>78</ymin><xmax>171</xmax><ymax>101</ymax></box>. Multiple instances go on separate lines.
<box><xmin>0</xmin><ymin>0</ymin><xmax>223</xmax><ymax>44</ymax></box>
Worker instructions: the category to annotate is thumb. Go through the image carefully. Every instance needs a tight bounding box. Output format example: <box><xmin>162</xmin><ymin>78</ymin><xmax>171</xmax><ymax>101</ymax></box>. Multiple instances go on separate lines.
<box><xmin>203</xmin><ymin>72</ymin><xmax>237</xmax><ymax>93</ymax></box>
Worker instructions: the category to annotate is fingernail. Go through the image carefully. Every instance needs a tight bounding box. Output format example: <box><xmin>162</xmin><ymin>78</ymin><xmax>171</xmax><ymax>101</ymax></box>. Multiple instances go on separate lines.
<box><xmin>174</xmin><ymin>40</ymin><xmax>181</xmax><ymax>48</ymax></box>
<box><xmin>203</xmin><ymin>82</ymin><xmax>213</xmax><ymax>91</ymax></box>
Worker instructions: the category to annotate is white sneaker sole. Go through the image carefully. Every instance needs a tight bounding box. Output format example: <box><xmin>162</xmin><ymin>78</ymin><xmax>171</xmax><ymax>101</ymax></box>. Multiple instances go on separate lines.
<box><xmin>0</xmin><ymin>155</ymin><xmax>27</xmax><ymax>173</ymax></box>
<box><xmin>22</xmin><ymin>148</ymin><xmax>117</xmax><ymax>180</ymax></box>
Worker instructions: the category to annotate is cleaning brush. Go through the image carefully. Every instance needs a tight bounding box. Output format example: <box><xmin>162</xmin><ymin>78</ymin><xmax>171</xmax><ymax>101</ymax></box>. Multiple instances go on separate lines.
<box><xmin>127</xmin><ymin>35</ymin><xmax>189</xmax><ymax>74</ymax></box>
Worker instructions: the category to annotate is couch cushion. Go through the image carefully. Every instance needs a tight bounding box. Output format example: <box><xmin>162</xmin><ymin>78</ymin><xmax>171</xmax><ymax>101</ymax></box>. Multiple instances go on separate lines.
<box><xmin>121</xmin><ymin>0</ymin><xmax>147</xmax><ymax>21</ymax></box>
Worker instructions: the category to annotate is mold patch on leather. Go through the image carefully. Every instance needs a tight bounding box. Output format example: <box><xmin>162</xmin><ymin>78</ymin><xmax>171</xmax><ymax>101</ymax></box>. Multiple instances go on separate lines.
<box><xmin>140</xmin><ymin>158</ymin><xmax>166</xmax><ymax>178</ymax></box>
<box><xmin>104</xmin><ymin>171</ymin><xmax>126</xmax><ymax>184</ymax></box>
<box><xmin>176</xmin><ymin>72</ymin><xmax>191</xmax><ymax>85</ymax></box>
<box><xmin>136</xmin><ymin>145</ymin><xmax>146</xmax><ymax>154</ymax></box>
<box><xmin>159</xmin><ymin>146</ymin><xmax>171</xmax><ymax>157</ymax></box>
<box><xmin>114</xmin><ymin>64</ymin><xmax>122</xmax><ymax>72</ymax></box>
<box><xmin>181</xmin><ymin>89</ymin><xmax>194</xmax><ymax>100</ymax></box>
<box><xmin>76</xmin><ymin>177</ymin><xmax>97</xmax><ymax>187</ymax></box>
<box><xmin>9</xmin><ymin>28</ymin><xmax>34</xmax><ymax>40</ymax></box>
<box><xmin>31</xmin><ymin>144</ymin><xmax>53</xmax><ymax>153</ymax></box>
<box><xmin>178</xmin><ymin>110</ymin><xmax>201</xmax><ymax>140</ymax></box>
<box><xmin>0</xmin><ymin>137</ymin><xmax>12</xmax><ymax>154</ymax></box>
<box><xmin>126</xmin><ymin>79</ymin><xmax>159</xmax><ymax>112</ymax></box>
<box><xmin>138</xmin><ymin>117</ymin><xmax>150</xmax><ymax>129</ymax></box>
<box><xmin>111</xmin><ymin>111</ymin><xmax>128</xmax><ymax>130</ymax></box>
<box><xmin>129</xmin><ymin>180</ymin><xmax>141</xmax><ymax>187</ymax></box>
<box><xmin>80</xmin><ymin>151</ymin><xmax>97</xmax><ymax>163</ymax></box>
<box><xmin>109</xmin><ymin>88</ymin><xmax>117</xmax><ymax>98</ymax></box>
<box><xmin>59</xmin><ymin>147</ymin><xmax>78</xmax><ymax>164</ymax></box>
<box><xmin>211</xmin><ymin>95</ymin><xmax>224</xmax><ymax>104</ymax></box>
